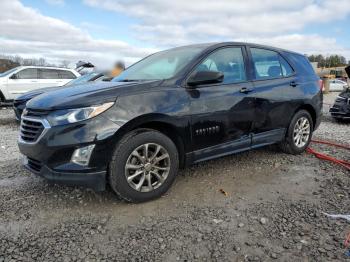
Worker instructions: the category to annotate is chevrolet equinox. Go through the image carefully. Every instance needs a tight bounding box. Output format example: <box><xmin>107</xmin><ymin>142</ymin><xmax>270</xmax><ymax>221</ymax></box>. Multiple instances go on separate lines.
<box><xmin>18</xmin><ymin>42</ymin><xmax>322</xmax><ymax>202</ymax></box>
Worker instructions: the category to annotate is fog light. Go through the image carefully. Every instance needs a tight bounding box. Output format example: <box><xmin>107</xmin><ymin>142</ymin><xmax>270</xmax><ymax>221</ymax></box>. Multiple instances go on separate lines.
<box><xmin>71</xmin><ymin>145</ymin><xmax>95</xmax><ymax>166</ymax></box>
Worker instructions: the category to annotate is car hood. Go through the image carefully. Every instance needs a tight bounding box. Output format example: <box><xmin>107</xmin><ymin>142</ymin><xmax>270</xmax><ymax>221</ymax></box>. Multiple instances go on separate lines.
<box><xmin>26</xmin><ymin>80</ymin><xmax>162</xmax><ymax>111</ymax></box>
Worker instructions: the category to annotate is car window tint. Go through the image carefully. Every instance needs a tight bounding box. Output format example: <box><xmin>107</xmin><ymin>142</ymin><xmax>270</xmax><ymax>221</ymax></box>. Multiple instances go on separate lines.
<box><xmin>39</xmin><ymin>69</ymin><xmax>59</xmax><ymax>79</ymax></box>
<box><xmin>279</xmin><ymin>55</ymin><xmax>294</xmax><ymax>77</ymax></box>
<box><xmin>251</xmin><ymin>48</ymin><xmax>282</xmax><ymax>80</ymax></box>
<box><xmin>16</xmin><ymin>69</ymin><xmax>38</xmax><ymax>79</ymax></box>
<box><xmin>193</xmin><ymin>47</ymin><xmax>246</xmax><ymax>84</ymax></box>
<box><xmin>59</xmin><ymin>70</ymin><xmax>76</xmax><ymax>79</ymax></box>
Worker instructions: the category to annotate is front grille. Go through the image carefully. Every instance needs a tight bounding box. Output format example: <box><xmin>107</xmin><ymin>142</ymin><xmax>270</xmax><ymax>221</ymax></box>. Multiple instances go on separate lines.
<box><xmin>20</xmin><ymin>118</ymin><xmax>45</xmax><ymax>143</ymax></box>
<box><xmin>25</xmin><ymin>109</ymin><xmax>49</xmax><ymax>118</ymax></box>
<box><xmin>27</xmin><ymin>157</ymin><xmax>42</xmax><ymax>172</ymax></box>
<box><xmin>335</xmin><ymin>96</ymin><xmax>347</xmax><ymax>103</ymax></box>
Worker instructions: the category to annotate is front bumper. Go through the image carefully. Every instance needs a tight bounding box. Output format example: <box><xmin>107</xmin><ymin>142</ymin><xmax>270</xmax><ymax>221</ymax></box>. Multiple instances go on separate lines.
<box><xmin>24</xmin><ymin>157</ymin><xmax>106</xmax><ymax>191</ymax></box>
<box><xmin>18</xmin><ymin>114</ymin><xmax>121</xmax><ymax>191</ymax></box>
<box><xmin>329</xmin><ymin>97</ymin><xmax>350</xmax><ymax>119</ymax></box>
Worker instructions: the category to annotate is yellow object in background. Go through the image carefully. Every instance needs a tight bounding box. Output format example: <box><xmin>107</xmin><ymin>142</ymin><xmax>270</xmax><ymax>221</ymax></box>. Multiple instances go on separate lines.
<box><xmin>110</xmin><ymin>67</ymin><xmax>123</xmax><ymax>77</ymax></box>
<box><xmin>110</xmin><ymin>61</ymin><xmax>125</xmax><ymax>77</ymax></box>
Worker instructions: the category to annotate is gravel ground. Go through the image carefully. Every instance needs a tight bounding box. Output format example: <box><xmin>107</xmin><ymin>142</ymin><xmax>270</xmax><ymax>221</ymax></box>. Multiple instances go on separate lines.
<box><xmin>0</xmin><ymin>93</ymin><xmax>349</xmax><ymax>261</ymax></box>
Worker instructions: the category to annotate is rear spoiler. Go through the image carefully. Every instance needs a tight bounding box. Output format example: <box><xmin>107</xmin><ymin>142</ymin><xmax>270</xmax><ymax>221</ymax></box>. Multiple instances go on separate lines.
<box><xmin>75</xmin><ymin>61</ymin><xmax>95</xmax><ymax>72</ymax></box>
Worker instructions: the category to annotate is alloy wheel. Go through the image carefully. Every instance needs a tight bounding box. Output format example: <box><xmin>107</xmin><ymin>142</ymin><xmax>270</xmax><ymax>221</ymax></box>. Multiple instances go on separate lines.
<box><xmin>293</xmin><ymin>117</ymin><xmax>311</xmax><ymax>148</ymax></box>
<box><xmin>125</xmin><ymin>143</ymin><xmax>170</xmax><ymax>192</ymax></box>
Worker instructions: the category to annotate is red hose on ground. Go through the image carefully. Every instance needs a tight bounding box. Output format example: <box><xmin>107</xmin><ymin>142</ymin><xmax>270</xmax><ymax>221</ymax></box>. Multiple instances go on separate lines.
<box><xmin>307</xmin><ymin>139</ymin><xmax>350</xmax><ymax>171</ymax></box>
<box><xmin>311</xmin><ymin>139</ymin><xmax>350</xmax><ymax>150</ymax></box>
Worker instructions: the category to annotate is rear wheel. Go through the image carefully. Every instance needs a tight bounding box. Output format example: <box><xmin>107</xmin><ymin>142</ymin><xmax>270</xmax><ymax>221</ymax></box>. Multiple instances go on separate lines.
<box><xmin>109</xmin><ymin>129</ymin><xmax>179</xmax><ymax>203</ymax></box>
<box><xmin>280</xmin><ymin>110</ymin><xmax>313</xmax><ymax>154</ymax></box>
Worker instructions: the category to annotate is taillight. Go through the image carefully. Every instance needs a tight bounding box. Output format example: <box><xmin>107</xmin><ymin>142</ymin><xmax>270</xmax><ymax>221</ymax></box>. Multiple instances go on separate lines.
<box><xmin>318</xmin><ymin>79</ymin><xmax>324</xmax><ymax>92</ymax></box>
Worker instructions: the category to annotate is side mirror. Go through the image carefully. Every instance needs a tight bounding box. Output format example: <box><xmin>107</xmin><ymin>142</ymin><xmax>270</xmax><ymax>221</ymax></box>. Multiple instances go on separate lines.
<box><xmin>10</xmin><ymin>74</ymin><xmax>18</xmax><ymax>80</ymax></box>
<box><xmin>187</xmin><ymin>71</ymin><xmax>224</xmax><ymax>87</ymax></box>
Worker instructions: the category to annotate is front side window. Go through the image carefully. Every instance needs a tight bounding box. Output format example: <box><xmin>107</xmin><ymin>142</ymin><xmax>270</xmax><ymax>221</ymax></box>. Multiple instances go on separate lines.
<box><xmin>16</xmin><ymin>68</ymin><xmax>38</xmax><ymax>79</ymax></box>
<box><xmin>192</xmin><ymin>47</ymin><xmax>246</xmax><ymax>84</ymax></box>
<box><xmin>251</xmin><ymin>48</ymin><xmax>294</xmax><ymax>80</ymax></box>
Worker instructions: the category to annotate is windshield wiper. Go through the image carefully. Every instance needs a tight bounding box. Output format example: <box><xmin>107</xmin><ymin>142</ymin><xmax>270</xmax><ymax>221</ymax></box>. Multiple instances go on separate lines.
<box><xmin>118</xmin><ymin>79</ymin><xmax>161</xmax><ymax>82</ymax></box>
<box><xmin>118</xmin><ymin>79</ymin><xmax>141</xmax><ymax>82</ymax></box>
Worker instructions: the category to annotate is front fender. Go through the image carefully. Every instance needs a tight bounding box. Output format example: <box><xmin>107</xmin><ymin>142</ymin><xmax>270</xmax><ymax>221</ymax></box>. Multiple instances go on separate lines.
<box><xmin>102</xmin><ymin>88</ymin><xmax>192</xmax><ymax>150</ymax></box>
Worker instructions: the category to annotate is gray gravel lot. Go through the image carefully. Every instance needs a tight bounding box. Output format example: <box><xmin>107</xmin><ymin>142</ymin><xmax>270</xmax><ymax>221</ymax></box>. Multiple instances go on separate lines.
<box><xmin>0</xmin><ymin>93</ymin><xmax>349</xmax><ymax>261</ymax></box>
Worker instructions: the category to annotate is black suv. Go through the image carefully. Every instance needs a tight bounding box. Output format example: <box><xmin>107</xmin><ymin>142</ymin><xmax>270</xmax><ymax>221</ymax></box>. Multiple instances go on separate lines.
<box><xmin>329</xmin><ymin>66</ymin><xmax>350</xmax><ymax>121</ymax></box>
<box><xmin>18</xmin><ymin>42</ymin><xmax>322</xmax><ymax>202</ymax></box>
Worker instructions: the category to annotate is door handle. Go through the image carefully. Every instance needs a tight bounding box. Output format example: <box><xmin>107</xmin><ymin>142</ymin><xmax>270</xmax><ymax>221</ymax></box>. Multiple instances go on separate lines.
<box><xmin>240</xmin><ymin>87</ymin><xmax>253</xmax><ymax>94</ymax></box>
<box><xmin>290</xmin><ymin>81</ymin><xmax>298</xmax><ymax>87</ymax></box>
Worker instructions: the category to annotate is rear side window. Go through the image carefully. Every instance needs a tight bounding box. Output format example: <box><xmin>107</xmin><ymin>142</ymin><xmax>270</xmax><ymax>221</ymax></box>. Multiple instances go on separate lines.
<box><xmin>286</xmin><ymin>53</ymin><xmax>316</xmax><ymax>77</ymax></box>
<box><xmin>279</xmin><ymin>56</ymin><xmax>293</xmax><ymax>77</ymax></box>
<box><xmin>251</xmin><ymin>48</ymin><xmax>294</xmax><ymax>80</ymax></box>
<box><xmin>16</xmin><ymin>69</ymin><xmax>38</xmax><ymax>79</ymax></box>
<box><xmin>193</xmin><ymin>47</ymin><xmax>246</xmax><ymax>84</ymax></box>
<box><xmin>59</xmin><ymin>70</ymin><xmax>76</xmax><ymax>79</ymax></box>
<box><xmin>39</xmin><ymin>69</ymin><xmax>59</xmax><ymax>79</ymax></box>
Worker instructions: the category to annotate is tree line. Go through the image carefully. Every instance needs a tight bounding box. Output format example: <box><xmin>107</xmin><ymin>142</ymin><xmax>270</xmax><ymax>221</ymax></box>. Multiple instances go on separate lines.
<box><xmin>308</xmin><ymin>54</ymin><xmax>349</xmax><ymax>68</ymax></box>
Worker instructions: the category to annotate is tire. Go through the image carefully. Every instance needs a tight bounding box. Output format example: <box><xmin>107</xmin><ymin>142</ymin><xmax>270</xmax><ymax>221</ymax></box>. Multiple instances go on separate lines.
<box><xmin>109</xmin><ymin>128</ymin><xmax>179</xmax><ymax>203</ymax></box>
<box><xmin>279</xmin><ymin>110</ymin><xmax>313</xmax><ymax>154</ymax></box>
<box><xmin>0</xmin><ymin>92</ymin><xmax>4</xmax><ymax>106</ymax></box>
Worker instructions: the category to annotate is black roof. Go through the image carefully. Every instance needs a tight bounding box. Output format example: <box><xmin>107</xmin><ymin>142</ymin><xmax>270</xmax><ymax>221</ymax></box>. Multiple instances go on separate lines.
<box><xmin>168</xmin><ymin>42</ymin><xmax>303</xmax><ymax>56</ymax></box>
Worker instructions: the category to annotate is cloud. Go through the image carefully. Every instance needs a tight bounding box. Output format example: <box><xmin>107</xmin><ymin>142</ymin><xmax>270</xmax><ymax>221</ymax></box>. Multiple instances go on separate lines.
<box><xmin>0</xmin><ymin>0</ymin><xmax>157</xmax><ymax>68</ymax></box>
<box><xmin>84</xmin><ymin>0</ymin><xmax>350</xmax><ymax>59</ymax></box>
<box><xmin>1</xmin><ymin>0</ymin><xmax>349</xmax><ymax>67</ymax></box>
<box><xmin>237</xmin><ymin>34</ymin><xmax>350</xmax><ymax>59</ymax></box>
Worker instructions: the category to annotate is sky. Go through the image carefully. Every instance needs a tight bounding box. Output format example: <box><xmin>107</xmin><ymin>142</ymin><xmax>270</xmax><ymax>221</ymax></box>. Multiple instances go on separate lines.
<box><xmin>1</xmin><ymin>0</ymin><xmax>350</xmax><ymax>69</ymax></box>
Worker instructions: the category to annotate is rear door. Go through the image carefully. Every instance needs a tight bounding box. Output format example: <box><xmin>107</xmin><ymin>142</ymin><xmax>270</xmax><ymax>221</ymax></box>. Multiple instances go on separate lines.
<box><xmin>7</xmin><ymin>68</ymin><xmax>39</xmax><ymax>99</ymax></box>
<box><xmin>188</xmin><ymin>46</ymin><xmax>255</xmax><ymax>162</ymax></box>
<box><xmin>38</xmin><ymin>69</ymin><xmax>62</xmax><ymax>88</ymax></box>
<box><xmin>247</xmin><ymin>47</ymin><xmax>298</xmax><ymax>146</ymax></box>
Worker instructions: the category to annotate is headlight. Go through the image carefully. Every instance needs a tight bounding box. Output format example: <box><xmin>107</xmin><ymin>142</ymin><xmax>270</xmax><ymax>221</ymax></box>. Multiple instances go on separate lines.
<box><xmin>47</xmin><ymin>102</ymin><xmax>114</xmax><ymax>126</ymax></box>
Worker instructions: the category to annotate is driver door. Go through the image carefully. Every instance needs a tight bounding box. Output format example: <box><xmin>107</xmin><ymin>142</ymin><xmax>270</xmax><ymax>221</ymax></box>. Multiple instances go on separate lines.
<box><xmin>187</xmin><ymin>46</ymin><xmax>255</xmax><ymax>162</ymax></box>
<box><xmin>7</xmin><ymin>68</ymin><xmax>39</xmax><ymax>99</ymax></box>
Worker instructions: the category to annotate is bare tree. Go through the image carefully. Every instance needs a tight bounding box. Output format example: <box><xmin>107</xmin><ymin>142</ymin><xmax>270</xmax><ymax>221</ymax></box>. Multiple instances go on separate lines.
<box><xmin>60</xmin><ymin>60</ymin><xmax>71</xmax><ymax>68</ymax></box>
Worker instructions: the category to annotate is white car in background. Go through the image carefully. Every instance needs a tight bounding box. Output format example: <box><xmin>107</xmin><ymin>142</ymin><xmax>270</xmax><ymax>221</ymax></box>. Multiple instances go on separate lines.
<box><xmin>0</xmin><ymin>66</ymin><xmax>80</xmax><ymax>103</ymax></box>
<box><xmin>329</xmin><ymin>79</ymin><xmax>348</xmax><ymax>91</ymax></box>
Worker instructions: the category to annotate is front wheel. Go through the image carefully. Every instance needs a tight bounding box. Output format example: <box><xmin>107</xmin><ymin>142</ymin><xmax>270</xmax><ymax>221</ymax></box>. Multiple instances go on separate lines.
<box><xmin>279</xmin><ymin>110</ymin><xmax>313</xmax><ymax>154</ymax></box>
<box><xmin>109</xmin><ymin>129</ymin><xmax>179</xmax><ymax>203</ymax></box>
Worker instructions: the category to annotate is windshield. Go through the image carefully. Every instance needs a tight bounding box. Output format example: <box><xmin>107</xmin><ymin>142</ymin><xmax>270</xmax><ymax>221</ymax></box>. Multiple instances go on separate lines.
<box><xmin>65</xmin><ymin>72</ymin><xmax>100</xmax><ymax>86</ymax></box>
<box><xmin>0</xmin><ymin>67</ymin><xmax>18</xmax><ymax>77</ymax></box>
<box><xmin>113</xmin><ymin>46</ymin><xmax>206</xmax><ymax>82</ymax></box>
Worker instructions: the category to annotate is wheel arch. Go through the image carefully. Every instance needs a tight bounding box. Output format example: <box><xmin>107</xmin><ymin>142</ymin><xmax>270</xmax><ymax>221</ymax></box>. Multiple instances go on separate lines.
<box><xmin>111</xmin><ymin>113</ymin><xmax>188</xmax><ymax>168</ymax></box>
<box><xmin>294</xmin><ymin>104</ymin><xmax>317</xmax><ymax>129</ymax></box>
